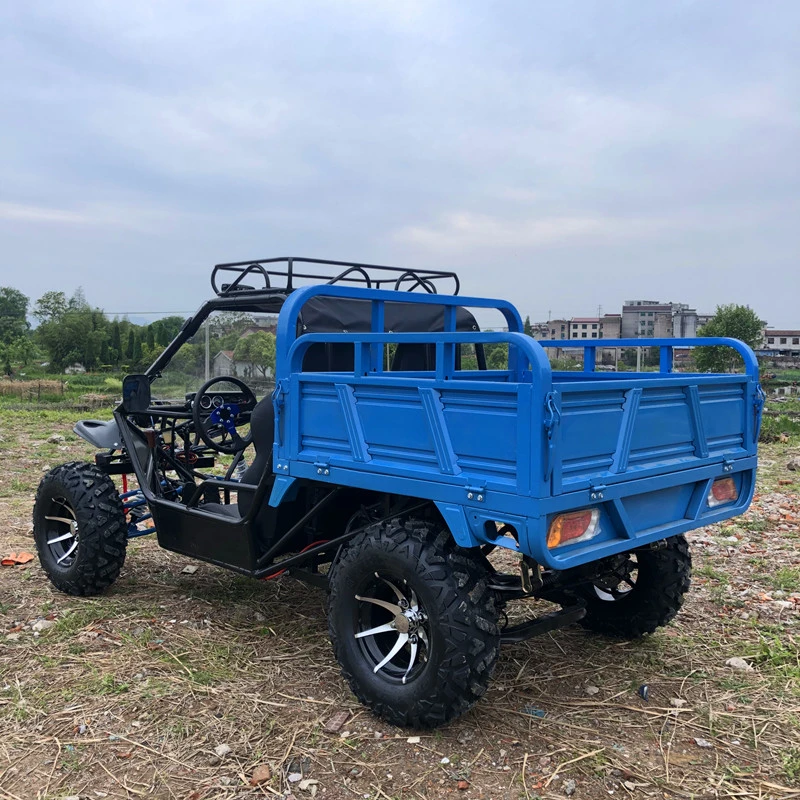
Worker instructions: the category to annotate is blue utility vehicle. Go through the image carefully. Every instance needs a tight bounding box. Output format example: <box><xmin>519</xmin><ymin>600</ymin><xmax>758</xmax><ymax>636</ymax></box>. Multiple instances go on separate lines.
<box><xmin>33</xmin><ymin>259</ymin><xmax>763</xmax><ymax>728</ymax></box>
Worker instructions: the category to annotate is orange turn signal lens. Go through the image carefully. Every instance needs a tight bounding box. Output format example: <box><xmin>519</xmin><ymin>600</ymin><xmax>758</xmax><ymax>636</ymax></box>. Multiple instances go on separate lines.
<box><xmin>707</xmin><ymin>477</ymin><xmax>738</xmax><ymax>508</ymax></box>
<box><xmin>547</xmin><ymin>508</ymin><xmax>600</xmax><ymax>549</ymax></box>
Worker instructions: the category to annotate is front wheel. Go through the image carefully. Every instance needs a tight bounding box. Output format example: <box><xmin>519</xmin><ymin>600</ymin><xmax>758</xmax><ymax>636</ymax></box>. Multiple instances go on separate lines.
<box><xmin>328</xmin><ymin>517</ymin><xmax>500</xmax><ymax>728</ymax></box>
<box><xmin>577</xmin><ymin>536</ymin><xmax>692</xmax><ymax>638</ymax></box>
<box><xmin>33</xmin><ymin>462</ymin><xmax>128</xmax><ymax>596</ymax></box>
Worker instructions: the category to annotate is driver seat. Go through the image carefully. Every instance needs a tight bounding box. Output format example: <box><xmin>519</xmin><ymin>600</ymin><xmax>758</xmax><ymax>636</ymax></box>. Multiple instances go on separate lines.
<box><xmin>201</xmin><ymin>396</ymin><xmax>275</xmax><ymax>518</ymax></box>
<box><xmin>237</xmin><ymin>396</ymin><xmax>275</xmax><ymax>515</ymax></box>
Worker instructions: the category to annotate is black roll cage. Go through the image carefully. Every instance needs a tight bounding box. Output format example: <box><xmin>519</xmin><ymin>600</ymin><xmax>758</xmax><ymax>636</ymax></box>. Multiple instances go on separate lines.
<box><xmin>146</xmin><ymin>256</ymin><xmax>461</xmax><ymax>380</ymax></box>
<box><xmin>111</xmin><ymin>257</ymin><xmax>463</xmax><ymax>577</ymax></box>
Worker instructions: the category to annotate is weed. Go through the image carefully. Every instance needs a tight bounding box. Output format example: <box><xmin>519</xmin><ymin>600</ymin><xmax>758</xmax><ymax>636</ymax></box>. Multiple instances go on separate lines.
<box><xmin>741</xmin><ymin>518</ymin><xmax>768</xmax><ymax>533</ymax></box>
<box><xmin>53</xmin><ymin>606</ymin><xmax>106</xmax><ymax>637</ymax></box>
<box><xmin>752</xmin><ymin>635</ymin><xmax>800</xmax><ymax>679</ymax></box>
<box><xmin>783</xmin><ymin>748</ymin><xmax>800</xmax><ymax>786</ymax></box>
<box><xmin>772</xmin><ymin>567</ymin><xmax>800</xmax><ymax>592</ymax></box>
<box><xmin>97</xmin><ymin>674</ymin><xmax>130</xmax><ymax>695</ymax></box>
<box><xmin>697</xmin><ymin>564</ymin><xmax>729</xmax><ymax>584</ymax></box>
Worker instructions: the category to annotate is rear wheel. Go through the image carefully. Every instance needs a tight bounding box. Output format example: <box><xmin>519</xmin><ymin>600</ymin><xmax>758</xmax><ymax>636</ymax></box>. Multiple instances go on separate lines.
<box><xmin>328</xmin><ymin>517</ymin><xmax>500</xmax><ymax>728</ymax></box>
<box><xmin>33</xmin><ymin>462</ymin><xmax>128</xmax><ymax>596</ymax></box>
<box><xmin>577</xmin><ymin>536</ymin><xmax>692</xmax><ymax>638</ymax></box>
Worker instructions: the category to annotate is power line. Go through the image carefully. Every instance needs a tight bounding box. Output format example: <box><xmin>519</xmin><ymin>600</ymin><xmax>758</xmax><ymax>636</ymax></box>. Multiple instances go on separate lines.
<box><xmin>102</xmin><ymin>310</ymin><xmax>195</xmax><ymax>316</ymax></box>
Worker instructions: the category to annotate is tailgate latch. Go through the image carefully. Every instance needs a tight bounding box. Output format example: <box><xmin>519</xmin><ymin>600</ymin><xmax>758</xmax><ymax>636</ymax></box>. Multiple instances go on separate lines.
<box><xmin>753</xmin><ymin>384</ymin><xmax>766</xmax><ymax>443</ymax></box>
<box><xmin>543</xmin><ymin>391</ymin><xmax>561</xmax><ymax>482</ymax></box>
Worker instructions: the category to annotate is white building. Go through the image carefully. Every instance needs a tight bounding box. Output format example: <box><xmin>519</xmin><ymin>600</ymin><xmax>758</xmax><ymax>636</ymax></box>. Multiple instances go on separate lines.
<box><xmin>211</xmin><ymin>350</ymin><xmax>271</xmax><ymax>379</ymax></box>
<box><xmin>762</xmin><ymin>330</ymin><xmax>800</xmax><ymax>356</ymax></box>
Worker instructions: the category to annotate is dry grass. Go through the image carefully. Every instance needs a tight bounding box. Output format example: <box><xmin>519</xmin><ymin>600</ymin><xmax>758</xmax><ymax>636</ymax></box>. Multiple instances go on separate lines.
<box><xmin>0</xmin><ymin>379</ymin><xmax>64</xmax><ymax>399</ymax></box>
<box><xmin>1</xmin><ymin>409</ymin><xmax>799</xmax><ymax>799</ymax></box>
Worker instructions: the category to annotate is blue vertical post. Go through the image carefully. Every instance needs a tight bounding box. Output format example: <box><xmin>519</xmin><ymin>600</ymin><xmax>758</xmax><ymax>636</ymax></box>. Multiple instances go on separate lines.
<box><xmin>584</xmin><ymin>346</ymin><xmax>596</xmax><ymax>373</ymax></box>
<box><xmin>370</xmin><ymin>299</ymin><xmax>385</xmax><ymax>373</ymax></box>
<box><xmin>660</xmin><ymin>346</ymin><xmax>673</xmax><ymax>373</ymax></box>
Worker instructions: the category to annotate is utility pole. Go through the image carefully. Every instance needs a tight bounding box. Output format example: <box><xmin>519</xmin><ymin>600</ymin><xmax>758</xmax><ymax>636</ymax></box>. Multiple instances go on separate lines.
<box><xmin>205</xmin><ymin>317</ymin><xmax>210</xmax><ymax>381</ymax></box>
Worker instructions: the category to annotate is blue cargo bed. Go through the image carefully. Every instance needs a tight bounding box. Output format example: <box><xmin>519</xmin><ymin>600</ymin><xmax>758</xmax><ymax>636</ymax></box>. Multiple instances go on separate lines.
<box><xmin>270</xmin><ymin>285</ymin><xmax>763</xmax><ymax>570</ymax></box>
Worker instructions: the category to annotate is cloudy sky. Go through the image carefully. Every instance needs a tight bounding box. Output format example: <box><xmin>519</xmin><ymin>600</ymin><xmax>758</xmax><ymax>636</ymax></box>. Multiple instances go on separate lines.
<box><xmin>1</xmin><ymin>1</ymin><xmax>798</xmax><ymax>328</ymax></box>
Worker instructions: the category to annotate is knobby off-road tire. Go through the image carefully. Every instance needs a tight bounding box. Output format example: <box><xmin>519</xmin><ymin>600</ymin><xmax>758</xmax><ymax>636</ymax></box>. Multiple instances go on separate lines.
<box><xmin>33</xmin><ymin>461</ymin><xmax>127</xmax><ymax>596</ymax></box>
<box><xmin>328</xmin><ymin>518</ymin><xmax>500</xmax><ymax>728</ymax></box>
<box><xmin>578</xmin><ymin>535</ymin><xmax>692</xmax><ymax>638</ymax></box>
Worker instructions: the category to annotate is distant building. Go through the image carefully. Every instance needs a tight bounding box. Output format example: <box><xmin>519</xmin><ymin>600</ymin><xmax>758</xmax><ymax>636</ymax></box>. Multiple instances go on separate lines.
<box><xmin>212</xmin><ymin>350</ymin><xmax>271</xmax><ymax>379</ymax></box>
<box><xmin>241</xmin><ymin>322</ymin><xmax>278</xmax><ymax>338</ymax></box>
<box><xmin>570</xmin><ymin>318</ymin><xmax>602</xmax><ymax>339</ymax></box>
<box><xmin>600</xmin><ymin>314</ymin><xmax>621</xmax><ymax>339</ymax></box>
<box><xmin>621</xmin><ymin>301</ymin><xmax>673</xmax><ymax>338</ymax></box>
<box><xmin>696</xmin><ymin>313</ymin><xmax>714</xmax><ymax>329</ymax></box>
<box><xmin>621</xmin><ymin>300</ymin><xmax>712</xmax><ymax>339</ymax></box>
<box><xmin>526</xmin><ymin>300</ymin><xmax>726</xmax><ymax>367</ymax></box>
<box><xmin>761</xmin><ymin>330</ymin><xmax>800</xmax><ymax>356</ymax></box>
<box><xmin>543</xmin><ymin>319</ymin><xmax>569</xmax><ymax>340</ymax></box>
<box><xmin>671</xmin><ymin>303</ymin><xmax>700</xmax><ymax>337</ymax></box>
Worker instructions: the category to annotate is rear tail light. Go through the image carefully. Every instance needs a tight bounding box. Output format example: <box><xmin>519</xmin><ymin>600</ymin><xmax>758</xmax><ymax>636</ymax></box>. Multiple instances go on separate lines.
<box><xmin>707</xmin><ymin>477</ymin><xmax>738</xmax><ymax>508</ymax></box>
<box><xmin>547</xmin><ymin>508</ymin><xmax>600</xmax><ymax>549</ymax></box>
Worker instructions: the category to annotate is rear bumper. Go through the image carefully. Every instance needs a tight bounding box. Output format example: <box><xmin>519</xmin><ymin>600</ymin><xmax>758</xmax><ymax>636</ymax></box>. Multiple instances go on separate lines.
<box><xmin>521</xmin><ymin>456</ymin><xmax>757</xmax><ymax>569</ymax></box>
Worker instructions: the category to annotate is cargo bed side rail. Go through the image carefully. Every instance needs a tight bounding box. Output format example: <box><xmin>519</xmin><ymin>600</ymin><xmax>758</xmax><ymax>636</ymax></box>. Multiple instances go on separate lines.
<box><xmin>536</xmin><ymin>337</ymin><xmax>760</xmax><ymax>378</ymax></box>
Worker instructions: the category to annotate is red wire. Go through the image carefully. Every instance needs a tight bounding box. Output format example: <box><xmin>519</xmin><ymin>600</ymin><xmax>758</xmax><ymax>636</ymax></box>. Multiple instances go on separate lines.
<box><xmin>262</xmin><ymin>539</ymin><xmax>331</xmax><ymax>581</ymax></box>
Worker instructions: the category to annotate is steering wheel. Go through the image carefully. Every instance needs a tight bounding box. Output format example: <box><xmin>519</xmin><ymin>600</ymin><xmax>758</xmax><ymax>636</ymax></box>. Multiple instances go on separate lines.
<box><xmin>192</xmin><ymin>377</ymin><xmax>258</xmax><ymax>455</ymax></box>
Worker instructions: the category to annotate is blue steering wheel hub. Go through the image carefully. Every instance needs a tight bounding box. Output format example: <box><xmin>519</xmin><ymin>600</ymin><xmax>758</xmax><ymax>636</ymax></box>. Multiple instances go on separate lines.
<box><xmin>209</xmin><ymin>403</ymin><xmax>241</xmax><ymax>435</ymax></box>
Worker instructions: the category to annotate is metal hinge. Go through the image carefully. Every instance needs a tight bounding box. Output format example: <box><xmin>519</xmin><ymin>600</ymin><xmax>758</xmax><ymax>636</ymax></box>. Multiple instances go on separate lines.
<box><xmin>589</xmin><ymin>483</ymin><xmax>607</xmax><ymax>501</ymax></box>
<box><xmin>466</xmin><ymin>483</ymin><xmax>486</xmax><ymax>502</ymax></box>
<box><xmin>314</xmin><ymin>457</ymin><xmax>331</xmax><ymax>477</ymax></box>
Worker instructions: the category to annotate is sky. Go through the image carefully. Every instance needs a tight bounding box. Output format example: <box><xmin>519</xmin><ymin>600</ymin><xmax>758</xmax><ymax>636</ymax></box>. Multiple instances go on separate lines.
<box><xmin>1</xmin><ymin>0</ymin><xmax>798</xmax><ymax>329</ymax></box>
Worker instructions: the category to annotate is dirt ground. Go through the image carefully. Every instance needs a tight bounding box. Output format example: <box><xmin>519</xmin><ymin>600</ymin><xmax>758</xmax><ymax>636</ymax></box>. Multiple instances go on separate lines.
<box><xmin>1</xmin><ymin>409</ymin><xmax>799</xmax><ymax>800</ymax></box>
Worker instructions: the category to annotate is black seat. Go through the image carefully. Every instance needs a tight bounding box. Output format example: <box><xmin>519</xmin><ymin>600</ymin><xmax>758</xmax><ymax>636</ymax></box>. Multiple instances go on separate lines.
<box><xmin>237</xmin><ymin>396</ymin><xmax>275</xmax><ymax>515</ymax></box>
<box><xmin>200</xmin><ymin>396</ymin><xmax>275</xmax><ymax>518</ymax></box>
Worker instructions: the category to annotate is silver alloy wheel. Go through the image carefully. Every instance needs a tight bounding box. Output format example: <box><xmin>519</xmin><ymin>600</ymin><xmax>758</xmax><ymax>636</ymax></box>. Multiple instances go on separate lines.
<box><xmin>44</xmin><ymin>497</ymin><xmax>80</xmax><ymax>567</ymax></box>
<box><xmin>354</xmin><ymin>573</ymin><xmax>430</xmax><ymax>684</ymax></box>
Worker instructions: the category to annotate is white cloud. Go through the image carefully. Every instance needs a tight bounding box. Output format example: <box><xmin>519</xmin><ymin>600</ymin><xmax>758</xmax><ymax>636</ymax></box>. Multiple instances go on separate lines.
<box><xmin>0</xmin><ymin>203</ymin><xmax>92</xmax><ymax>225</ymax></box>
<box><xmin>394</xmin><ymin>211</ymin><xmax>676</xmax><ymax>252</ymax></box>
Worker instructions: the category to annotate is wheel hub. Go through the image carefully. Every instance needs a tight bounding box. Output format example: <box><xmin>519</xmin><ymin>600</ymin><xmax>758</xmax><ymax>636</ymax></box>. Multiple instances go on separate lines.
<box><xmin>44</xmin><ymin>498</ymin><xmax>80</xmax><ymax>567</ymax></box>
<box><xmin>354</xmin><ymin>573</ymin><xmax>430</xmax><ymax>684</ymax></box>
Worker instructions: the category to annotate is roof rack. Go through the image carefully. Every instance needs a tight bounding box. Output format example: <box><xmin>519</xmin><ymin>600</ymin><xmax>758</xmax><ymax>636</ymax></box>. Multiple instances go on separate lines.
<box><xmin>210</xmin><ymin>257</ymin><xmax>460</xmax><ymax>298</ymax></box>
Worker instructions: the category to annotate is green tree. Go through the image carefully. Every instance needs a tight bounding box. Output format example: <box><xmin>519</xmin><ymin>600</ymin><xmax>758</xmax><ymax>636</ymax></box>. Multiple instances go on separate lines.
<box><xmin>483</xmin><ymin>341</ymin><xmax>509</xmax><ymax>370</ymax></box>
<box><xmin>0</xmin><ymin>287</ymin><xmax>30</xmax><ymax>344</ymax></box>
<box><xmin>68</xmin><ymin>287</ymin><xmax>88</xmax><ymax>311</ymax></box>
<box><xmin>156</xmin><ymin>316</ymin><xmax>185</xmax><ymax>346</ymax></box>
<box><xmin>211</xmin><ymin>311</ymin><xmax>255</xmax><ymax>339</ymax></box>
<box><xmin>32</xmin><ymin>290</ymin><xmax>68</xmax><ymax>324</ymax></box>
<box><xmin>111</xmin><ymin>321</ymin><xmax>122</xmax><ymax>363</ymax></box>
<box><xmin>9</xmin><ymin>336</ymin><xmax>38</xmax><ymax>367</ymax></box>
<box><xmin>126</xmin><ymin>330</ymin><xmax>135</xmax><ymax>360</ymax></box>
<box><xmin>32</xmin><ymin>288</ymin><xmax>114</xmax><ymax>371</ymax></box>
<box><xmin>523</xmin><ymin>315</ymin><xmax>533</xmax><ymax>337</ymax></box>
<box><xmin>146</xmin><ymin>325</ymin><xmax>155</xmax><ymax>351</ymax></box>
<box><xmin>234</xmin><ymin>331</ymin><xmax>276</xmax><ymax>378</ymax></box>
<box><xmin>694</xmin><ymin>304</ymin><xmax>764</xmax><ymax>373</ymax></box>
